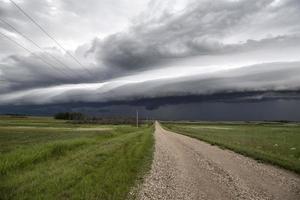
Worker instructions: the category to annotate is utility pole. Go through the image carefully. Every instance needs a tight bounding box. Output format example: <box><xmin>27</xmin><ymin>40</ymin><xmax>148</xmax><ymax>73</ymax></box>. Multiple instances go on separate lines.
<box><xmin>136</xmin><ymin>110</ymin><xmax>139</xmax><ymax>128</ymax></box>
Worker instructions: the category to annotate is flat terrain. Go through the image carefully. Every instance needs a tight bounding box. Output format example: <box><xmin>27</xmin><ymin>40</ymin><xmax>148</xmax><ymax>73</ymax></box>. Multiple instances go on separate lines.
<box><xmin>0</xmin><ymin>116</ymin><xmax>154</xmax><ymax>200</ymax></box>
<box><xmin>163</xmin><ymin>121</ymin><xmax>300</xmax><ymax>173</ymax></box>
<box><xmin>138</xmin><ymin>122</ymin><xmax>300</xmax><ymax>200</ymax></box>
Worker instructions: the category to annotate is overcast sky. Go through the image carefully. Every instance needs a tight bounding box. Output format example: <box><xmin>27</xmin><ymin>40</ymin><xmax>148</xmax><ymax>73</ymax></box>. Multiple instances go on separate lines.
<box><xmin>0</xmin><ymin>0</ymin><xmax>300</xmax><ymax>118</ymax></box>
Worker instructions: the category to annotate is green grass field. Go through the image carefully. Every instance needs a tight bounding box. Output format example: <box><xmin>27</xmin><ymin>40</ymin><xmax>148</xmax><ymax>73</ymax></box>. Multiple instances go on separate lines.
<box><xmin>163</xmin><ymin>122</ymin><xmax>300</xmax><ymax>174</ymax></box>
<box><xmin>0</xmin><ymin>116</ymin><xmax>154</xmax><ymax>200</ymax></box>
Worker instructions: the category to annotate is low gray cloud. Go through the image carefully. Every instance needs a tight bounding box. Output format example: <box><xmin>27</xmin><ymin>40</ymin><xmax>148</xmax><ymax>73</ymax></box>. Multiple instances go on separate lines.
<box><xmin>0</xmin><ymin>61</ymin><xmax>299</xmax><ymax>105</ymax></box>
<box><xmin>0</xmin><ymin>0</ymin><xmax>300</xmax><ymax>109</ymax></box>
<box><xmin>0</xmin><ymin>49</ymin><xmax>107</xmax><ymax>93</ymax></box>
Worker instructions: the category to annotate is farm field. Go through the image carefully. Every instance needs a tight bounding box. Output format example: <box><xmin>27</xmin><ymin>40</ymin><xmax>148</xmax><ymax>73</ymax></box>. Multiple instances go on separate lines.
<box><xmin>0</xmin><ymin>116</ymin><xmax>154</xmax><ymax>200</ymax></box>
<box><xmin>163</xmin><ymin>122</ymin><xmax>300</xmax><ymax>174</ymax></box>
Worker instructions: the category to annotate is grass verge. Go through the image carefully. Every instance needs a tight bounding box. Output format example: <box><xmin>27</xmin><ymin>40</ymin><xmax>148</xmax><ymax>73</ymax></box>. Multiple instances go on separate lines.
<box><xmin>0</xmin><ymin>116</ymin><xmax>154</xmax><ymax>200</ymax></box>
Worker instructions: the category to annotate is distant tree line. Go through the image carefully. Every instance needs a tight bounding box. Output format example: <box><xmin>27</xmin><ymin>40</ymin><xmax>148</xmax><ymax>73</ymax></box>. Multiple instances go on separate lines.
<box><xmin>3</xmin><ymin>114</ymin><xmax>27</xmax><ymax>118</ymax></box>
<box><xmin>73</xmin><ymin>116</ymin><xmax>137</xmax><ymax>125</ymax></box>
<box><xmin>54</xmin><ymin>112</ymin><xmax>86</xmax><ymax>120</ymax></box>
<box><xmin>54</xmin><ymin>112</ymin><xmax>153</xmax><ymax>125</ymax></box>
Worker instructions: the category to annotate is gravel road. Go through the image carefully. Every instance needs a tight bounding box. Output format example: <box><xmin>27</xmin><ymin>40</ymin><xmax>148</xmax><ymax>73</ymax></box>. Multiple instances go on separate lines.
<box><xmin>137</xmin><ymin>122</ymin><xmax>300</xmax><ymax>200</ymax></box>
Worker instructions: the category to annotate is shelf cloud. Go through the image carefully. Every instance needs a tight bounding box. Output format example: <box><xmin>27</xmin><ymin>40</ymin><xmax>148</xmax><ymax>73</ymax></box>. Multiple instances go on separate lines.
<box><xmin>0</xmin><ymin>0</ymin><xmax>300</xmax><ymax>118</ymax></box>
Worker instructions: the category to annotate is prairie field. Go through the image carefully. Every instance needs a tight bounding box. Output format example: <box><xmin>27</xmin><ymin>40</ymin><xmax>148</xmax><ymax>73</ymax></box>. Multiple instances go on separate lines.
<box><xmin>163</xmin><ymin>122</ymin><xmax>300</xmax><ymax>174</ymax></box>
<box><xmin>0</xmin><ymin>116</ymin><xmax>154</xmax><ymax>200</ymax></box>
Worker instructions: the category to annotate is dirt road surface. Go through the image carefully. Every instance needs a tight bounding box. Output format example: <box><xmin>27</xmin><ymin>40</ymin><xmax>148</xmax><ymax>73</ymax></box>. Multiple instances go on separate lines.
<box><xmin>137</xmin><ymin>122</ymin><xmax>300</xmax><ymax>200</ymax></box>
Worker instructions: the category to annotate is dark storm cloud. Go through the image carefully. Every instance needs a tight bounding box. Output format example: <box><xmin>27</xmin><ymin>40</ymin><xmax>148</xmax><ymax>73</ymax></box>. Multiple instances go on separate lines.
<box><xmin>0</xmin><ymin>51</ymin><xmax>105</xmax><ymax>94</ymax></box>
<box><xmin>2</xmin><ymin>98</ymin><xmax>300</xmax><ymax>121</ymax></box>
<box><xmin>0</xmin><ymin>0</ymin><xmax>148</xmax><ymax>92</ymax></box>
<box><xmin>0</xmin><ymin>0</ymin><xmax>300</xmax><ymax>110</ymax></box>
<box><xmin>1</xmin><ymin>61</ymin><xmax>299</xmax><ymax>105</ymax></box>
<box><xmin>96</xmin><ymin>0</ymin><xmax>300</xmax><ymax>71</ymax></box>
<box><xmin>53</xmin><ymin>90</ymin><xmax>299</xmax><ymax>111</ymax></box>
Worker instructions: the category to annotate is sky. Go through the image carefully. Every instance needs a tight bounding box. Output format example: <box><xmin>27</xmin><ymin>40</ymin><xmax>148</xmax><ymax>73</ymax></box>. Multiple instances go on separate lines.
<box><xmin>0</xmin><ymin>0</ymin><xmax>300</xmax><ymax>120</ymax></box>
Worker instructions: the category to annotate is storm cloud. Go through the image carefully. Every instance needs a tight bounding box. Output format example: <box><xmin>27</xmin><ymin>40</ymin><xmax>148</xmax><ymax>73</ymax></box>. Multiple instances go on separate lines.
<box><xmin>97</xmin><ymin>0</ymin><xmax>300</xmax><ymax>71</ymax></box>
<box><xmin>0</xmin><ymin>0</ymin><xmax>300</xmax><ymax>118</ymax></box>
<box><xmin>0</xmin><ymin>61</ymin><xmax>299</xmax><ymax>105</ymax></box>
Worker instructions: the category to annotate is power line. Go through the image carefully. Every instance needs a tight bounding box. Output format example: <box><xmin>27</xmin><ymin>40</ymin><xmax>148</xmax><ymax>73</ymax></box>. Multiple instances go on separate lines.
<box><xmin>0</xmin><ymin>31</ymin><xmax>73</xmax><ymax>80</ymax></box>
<box><xmin>9</xmin><ymin>0</ymin><xmax>94</xmax><ymax>78</ymax></box>
<box><xmin>0</xmin><ymin>17</ymin><xmax>84</xmax><ymax>80</ymax></box>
